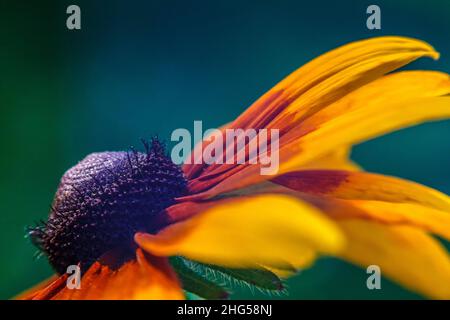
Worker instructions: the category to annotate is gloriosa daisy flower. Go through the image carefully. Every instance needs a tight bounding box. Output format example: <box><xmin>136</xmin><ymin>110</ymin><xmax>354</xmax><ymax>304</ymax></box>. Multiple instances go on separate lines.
<box><xmin>19</xmin><ymin>36</ymin><xmax>450</xmax><ymax>300</ymax></box>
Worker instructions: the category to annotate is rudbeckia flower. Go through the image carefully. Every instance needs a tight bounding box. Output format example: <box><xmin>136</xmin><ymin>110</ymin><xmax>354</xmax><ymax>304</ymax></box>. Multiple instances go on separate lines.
<box><xmin>18</xmin><ymin>36</ymin><xmax>450</xmax><ymax>300</ymax></box>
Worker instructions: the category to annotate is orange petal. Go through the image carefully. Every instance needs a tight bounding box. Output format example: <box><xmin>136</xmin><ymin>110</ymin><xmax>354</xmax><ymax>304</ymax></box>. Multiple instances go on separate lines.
<box><xmin>23</xmin><ymin>249</ymin><xmax>184</xmax><ymax>300</ymax></box>
<box><xmin>16</xmin><ymin>274</ymin><xmax>68</xmax><ymax>300</ymax></box>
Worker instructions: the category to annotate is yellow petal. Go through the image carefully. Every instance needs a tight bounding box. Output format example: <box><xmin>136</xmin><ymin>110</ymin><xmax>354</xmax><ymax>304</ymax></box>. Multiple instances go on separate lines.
<box><xmin>272</xmin><ymin>170</ymin><xmax>450</xmax><ymax>212</ymax></box>
<box><xmin>273</xmin><ymin>51</ymin><xmax>441</xmax><ymax>126</ymax></box>
<box><xmin>276</xmin><ymin>70</ymin><xmax>450</xmax><ymax>171</ymax></box>
<box><xmin>344</xmin><ymin>200</ymin><xmax>450</xmax><ymax>241</ymax></box>
<box><xmin>297</xmin><ymin>195</ymin><xmax>450</xmax><ymax>242</ymax></box>
<box><xmin>136</xmin><ymin>194</ymin><xmax>344</xmax><ymax>270</ymax></box>
<box><xmin>297</xmin><ymin>146</ymin><xmax>362</xmax><ymax>171</ymax></box>
<box><xmin>236</xmin><ymin>37</ymin><xmax>439</xmax><ymax>130</ymax></box>
<box><xmin>337</xmin><ymin>220</ymin><xmax>450</xmax><ymax>299</ymax></box>
<box><xmin>301</xmin><ymin>70</ymin><xmax>450</xmax><ymax>127</ymax></box>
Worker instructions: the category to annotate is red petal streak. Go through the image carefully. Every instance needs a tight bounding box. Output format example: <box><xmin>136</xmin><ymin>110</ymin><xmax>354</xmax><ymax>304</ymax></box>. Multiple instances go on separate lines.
<box><xmin>272</xmin><ymin>170</ymin><xmax>350</xmax><ymax>194</ymax></box>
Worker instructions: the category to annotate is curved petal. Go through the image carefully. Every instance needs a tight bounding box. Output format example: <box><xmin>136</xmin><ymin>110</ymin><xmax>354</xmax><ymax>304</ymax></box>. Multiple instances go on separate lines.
<box><xmin>136</xmin><ymin>194</ymin><xmax>344</xmax><ymax>270</ymax></box>
<box><xmin>186</xmin><ymin>95</ymin><xmax>450</xmax><ymax>200</ymax></box>
<box><xmin>272</xmin><ymin>170</ymin><xmax>450</xmax><ymax>212</ymax></box>
<box><xmin>299</xmin><ymin>70</ymin><xmax>450</xmax><ymax>128</ymax></box>
<box><xmin>22</xmin><ymin>249</ymin><xmax>184</xmax><ymax>300</ymax></box>
<box><xmin>298</xmin><ymin>195</ymin><xmax>450</xmax><ymax>242</ymax></box>
<box><xmin>343</xmin><ymin>200</ymin><xmax>450</xmax><ymax>241</ymax></box>
<box><xmin>336</xmin><ymin>220</ymin><xmax>450</xmax><ymax>299</ymax></box>
<box><xmin>235</xmin><ymin>37</ymin><xmax>439</xmax><ymax>130</ymax></box>
<box><xmin>281</xmin><ymin>99</ymin><xmax>450</xmax><ymax>172</ymax></box>
<box><xmin>215</xmin><ymin>96</ymin><xmax>449</xmax><ymax>198</ymax></box>
<box><xmin>185</xmin><ymin>37</ymin><xmax>443</xmax><ymax>197</ymax></box>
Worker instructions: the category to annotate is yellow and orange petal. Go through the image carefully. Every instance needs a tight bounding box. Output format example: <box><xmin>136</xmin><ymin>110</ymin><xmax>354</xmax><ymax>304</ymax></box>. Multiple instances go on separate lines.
<box><xmin>183</xmin><ymin>37</ymin><xmax>450</xmax><ymax>200</ymax></box>
<box><xmin>272</xmin><ymin>170</ymin><xmax>450</xmax><ymax>212</ymax></box>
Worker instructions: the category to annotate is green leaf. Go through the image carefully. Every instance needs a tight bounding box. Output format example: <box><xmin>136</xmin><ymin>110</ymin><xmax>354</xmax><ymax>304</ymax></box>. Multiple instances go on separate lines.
<box><xmin>170</xmin><ymin>257</ymin><xmax>229</xmax><ymax>300</ymax></box>
<box><xmin>206</xmin><ymin>265</ymin><xmax>284</xmax><ymax>291</ymax></box>
<box><xmin>178</xmin><ymin>258</ymin><xmax>284</xmax><ymax>291</ymax></box>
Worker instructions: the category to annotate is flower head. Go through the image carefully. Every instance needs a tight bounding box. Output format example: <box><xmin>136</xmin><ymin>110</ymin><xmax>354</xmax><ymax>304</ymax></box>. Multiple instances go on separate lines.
<box><xmin>19</xmin><ymin>36</ymin><xmax>450</xmax><ymax>300</ymax></box>
<box><xmin>28</xmin><ymin>139</ymin><xmax>186</xmax><ymax>274</ymax></box>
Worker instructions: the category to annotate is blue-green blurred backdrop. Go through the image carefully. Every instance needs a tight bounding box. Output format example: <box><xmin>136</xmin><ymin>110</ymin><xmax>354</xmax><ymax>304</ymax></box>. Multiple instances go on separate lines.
<box><xmin>1</xmin><ymin>0</ymin><xmax>449</xmax><ymax>299</ymax></box>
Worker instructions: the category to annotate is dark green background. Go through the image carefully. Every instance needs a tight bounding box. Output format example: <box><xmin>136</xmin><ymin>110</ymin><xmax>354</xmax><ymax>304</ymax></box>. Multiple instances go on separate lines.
<box><xmin>1</xmin><ymin>0</ymin><xmax>449</xmax><ymax>299</ymax></box>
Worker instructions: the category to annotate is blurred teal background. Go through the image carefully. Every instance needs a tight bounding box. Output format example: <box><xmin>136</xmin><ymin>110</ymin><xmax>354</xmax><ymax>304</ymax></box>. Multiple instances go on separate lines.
<box><xmin>1</xmin><ymin>0</ymin><xmax>449</xmax><ymax>299</ymax></box>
